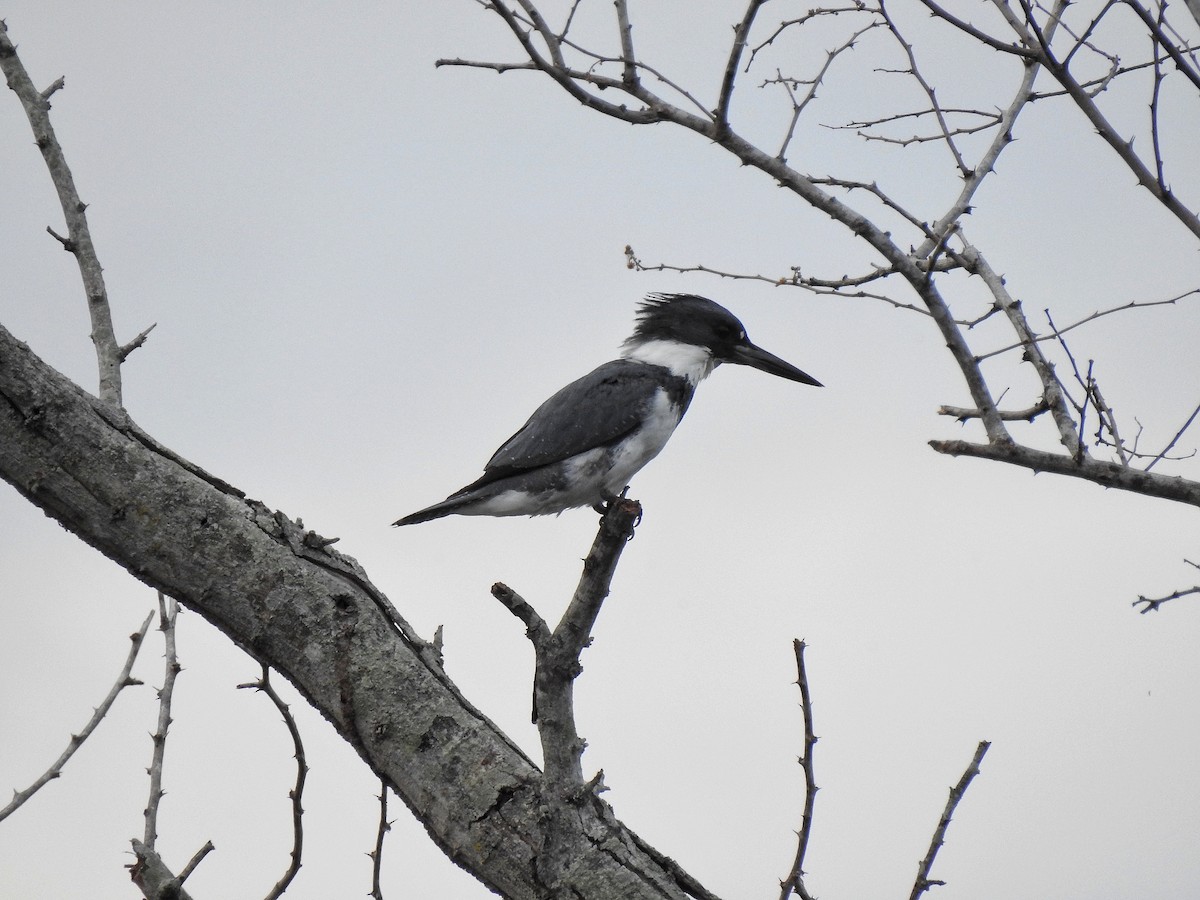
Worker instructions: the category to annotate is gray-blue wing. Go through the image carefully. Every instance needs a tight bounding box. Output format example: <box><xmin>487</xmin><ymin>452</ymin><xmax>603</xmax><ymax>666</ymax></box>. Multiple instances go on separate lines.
<box><xmin>457</xmin><ymin>360</ymin><xmax>667</xmax><ymax>493</ymax></box>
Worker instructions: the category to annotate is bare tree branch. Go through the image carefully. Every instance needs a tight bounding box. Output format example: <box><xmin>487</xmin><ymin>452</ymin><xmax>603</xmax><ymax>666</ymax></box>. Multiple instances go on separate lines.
<box><xmin>237</xmin><ymin>666</ymin><xmax>307</xmax><ymax>900</ymax></box>
<box><xmin>1016</xmin><ymin>2</ymin><xmax>1200</xmax><ymax>239</ymax></box>
<box><xmin>779</xmin><ymin>639</ymin><xmax>819</xmax><ymax>900</ymax></box>
<box><xmin>1146</xmin><ymin>400</ymin><xmax>1200</xmax><ymax>472</ymax></box>
<box><xmin>1133</xmin><ymin>584</ymin><xmax>1200</xmax><ymax>613</ymax></box>
<box><xmin>877</xmin><ymin>0</ymin><xmax>971</xmax><ymax>176</ymax></box>
<box><xmin>143</xmin><ymin>592</ymin><xmax>180</xmax><ymax>849</ymax></box>
<box><xmin>493</xmin><ymin>498</ymin><xmax>642</xmax><ymax>891</ymax></box>
<box><xmin>976</xmin><ymin>289</ymin><xmax>1200</xmax><ymax>363</ymax></box>
<box><xmin>909</xmin><ymin>741</ymin><xmax>991</xmax><ymax>900</ymax></box>
<box><xmin>456</xmin><ymin>2</ymin><xmax>1200</xmax><ymax>523</ymax></box>
<box><xmin>0</xmin><ymin>318</ymin><xmax>716</xmax><ymax>900</ymax></box>
<box><xmin>176</xmin><ymin>842</ymin><xmax>216</xmax><ymax>886</ymax></box>
<box><xmin>0</xmin><ymin>611</ymin><xmax>152</xmax><ymax>822</ymax></box>
<box><xmin>129</xmin><ymin>841</ymin><xmax>195</xmax><ymax>900</ymax></box>
<box><xmin>916</xmin><ymin>1</ymin><xmax>1040</xmax><ymax>57</ymax></box>
<box><xmin>939</xmin><ymin>400</ymin><xmax>1050</xmax><ymax>423</ymax></box>
<box><xmin>929</xmin><ymin>438</ymin><xmax>1200</xmax><ymax>507</ymax></box>
<box><xmin>368</xmin><ymin>781</ymin><xmax>390</xmax><ymax>900</ymax></box>
<box><xmin>717</xmin><ymin>1</ymin><xmax>768</xmax><ymax>131</ymax></box>
<box><xmin>129</xmin><ymin>839</ymin><xmax>213</xmax><ymax>900</ymax></box>
<box><xmin>0</xmin><ymin>21</ymin><xmax>133</xmax><ymax>404</ymax></box>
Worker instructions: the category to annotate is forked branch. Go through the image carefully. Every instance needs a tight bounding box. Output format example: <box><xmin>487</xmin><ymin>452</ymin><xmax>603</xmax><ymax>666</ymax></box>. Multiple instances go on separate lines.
<box><xmin>0</xmin><ymin>21</ymin><xmax>155</xmax><ymax>404</ymax></box>
<box><xmin>491</xmin><ymin>497</ymin><xmax>642</xmax><ymax>890</ymax></box>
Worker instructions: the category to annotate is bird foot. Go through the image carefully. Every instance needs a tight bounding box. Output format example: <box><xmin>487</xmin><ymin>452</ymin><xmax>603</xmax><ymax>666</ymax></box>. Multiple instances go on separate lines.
<box><xmin>592</xmin><ymin>486</ymin><xmax>629</xmax><ymax>516</ymax></box>
<box><xmin>594</xmin><ymin>487</ymin><xmax>643</xmax><ymax>530</ymax></box>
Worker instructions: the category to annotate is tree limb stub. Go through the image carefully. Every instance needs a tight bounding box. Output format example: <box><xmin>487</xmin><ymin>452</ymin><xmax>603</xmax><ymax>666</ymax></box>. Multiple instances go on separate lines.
<box><xmin>0</xmin><ymin>321</ymin><xmax>712</xmax><ymax>900</ymax></box>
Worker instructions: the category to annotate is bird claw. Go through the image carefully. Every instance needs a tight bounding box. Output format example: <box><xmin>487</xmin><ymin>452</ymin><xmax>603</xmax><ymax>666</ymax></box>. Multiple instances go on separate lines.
<box><xmin>594</xmin><ymin>487</ymin><xmax>643</xmax><ymax>533</ymax></box>
<box><xmin>593</xmin><ymin>486</ymin><xmax>629</xmax><ymax>516</ymax></box>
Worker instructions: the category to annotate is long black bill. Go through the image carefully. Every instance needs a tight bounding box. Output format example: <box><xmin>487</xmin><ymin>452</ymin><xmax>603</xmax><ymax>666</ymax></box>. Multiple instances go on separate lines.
<box><xmin>729</xmin><ymin>341</ymin><xmax>822</xmax><ymax>387</ymax></box>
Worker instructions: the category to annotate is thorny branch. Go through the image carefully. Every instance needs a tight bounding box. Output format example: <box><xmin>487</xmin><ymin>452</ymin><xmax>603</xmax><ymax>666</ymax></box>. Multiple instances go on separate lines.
<box><xmin>0</xmin><ymin>20</ymin><xmax>154</xmax><ymax>405</ymax></box>
<box><xmin>143</xmin><ymin>592</ymin><xmax>179</xmax><ymax>849</ymax></box>
<box><xmin>131</xmin><ymin>598</ymin><xmax>213</xmax><ymax>900</ymax></box>
<box><xmin>368</xmin><ymin>781</ymin><xmax>391</xmax><ymax>900</ymax></box>
<box><xmin>237</xmin><ymin>666</ymin><xmax>307</xmax><ymax>900</ymax></box>
<box><xmin>909</xmin><ymin>741</ymin><xmax>991</xmax><ymax>900</ymax></box>
<box><xmin>779</xmin><ymin>639</ymin><xmax>819</xmax><ymax>900</ymax></box>
<box><xmin>775</xmin><ymin>641</ymin><xmax>990</xmax><ymax>899</ymax></box>
<box><xmin>0</xmin><ymin>612</ymin><xmax>153</xmax><ymax>822</ymax></box>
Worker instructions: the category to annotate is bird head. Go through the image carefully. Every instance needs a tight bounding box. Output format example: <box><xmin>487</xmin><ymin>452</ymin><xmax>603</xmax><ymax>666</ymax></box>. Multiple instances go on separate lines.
<box><xmin>623</xmin><ymin>293</ymin><xmax>822</xmax><ymax>387</ymax></box>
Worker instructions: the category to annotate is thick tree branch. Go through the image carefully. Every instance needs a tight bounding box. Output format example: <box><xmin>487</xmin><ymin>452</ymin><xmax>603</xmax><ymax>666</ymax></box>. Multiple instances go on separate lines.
<box><xmin>0</xmin><ymin>320</ymin><xmax>713</xmax><ymax>900</ymax></box>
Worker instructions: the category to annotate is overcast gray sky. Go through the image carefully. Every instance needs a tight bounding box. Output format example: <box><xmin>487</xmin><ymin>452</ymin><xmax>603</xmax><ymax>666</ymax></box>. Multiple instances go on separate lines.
<box><xmin>2</xmin><ymin>4</ymin><xmax>1200</xmax><ymax>899</ymax></box>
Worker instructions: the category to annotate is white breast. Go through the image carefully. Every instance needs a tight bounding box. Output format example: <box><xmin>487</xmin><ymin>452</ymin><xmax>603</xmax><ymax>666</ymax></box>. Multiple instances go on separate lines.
<box><xmin>600</xmin><ymin>387</ymin><xmax>684</xmax><ymax>494</ymax></box>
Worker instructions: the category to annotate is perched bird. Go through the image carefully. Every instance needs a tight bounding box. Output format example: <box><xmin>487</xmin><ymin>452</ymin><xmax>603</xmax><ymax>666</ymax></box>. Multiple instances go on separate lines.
<box><xmin>394</xmin><ymin>293</ymin><xmax>820</xmax><ymax>526</ymax></box>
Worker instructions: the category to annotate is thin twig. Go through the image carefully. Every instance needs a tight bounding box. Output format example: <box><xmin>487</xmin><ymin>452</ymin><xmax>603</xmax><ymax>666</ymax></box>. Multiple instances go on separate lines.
<box><xmin>0</xmin><ymin>611</ymin><xmax>153</xmax><ymax>822</ymax></box>
<box><xmin>624</xmin><ymin>245</ymin><xmax>954</xmax><ymax>318</ymax></box>
<box><xmin>1146</xmin><ymin>399</ymin><xmax>1200</xmax><ymax>472</ymax></box>
<box><xmin>368</xmin><ymin>780</ymin><xmax>391</xmax><ymax>900</ymax></box>
<box><xmin>1019</xmin><ymin>1</ymin><xmax>1200</xmax><ymax>240</ymax></box>
<box><xmin>909</xmin><ymin>740</ymin><xmax>991</xmax><ymax>900</ymax></box>
<box><xmin>175</xmin><ymin>841</ymin><xmax>216</xmax><ymax>886</ymax></box>
<box><xmin>143</xmin><ymin>592</ymin><xmax>180</xmax><ymax>849</ymax></box>
<box><xmin>976</xmin><ymin>289</ymin><xmax>1200</xmax><ymax>362</ymax></box>
<box><xmin>1133</xmin><ymin>584</ymin><xmax>1200</xmax><ymax>613</ymax></box>
<box><xmin>779</xmin><ymin>639</ymin><xmax>819</xmax><ymax>900</ymax></box>
<box><xmin>717</xmin><ymin>0</ymin><xmax>768</xmax><ymax>130</ymax></box>
<box><xmin>237</xmin><ymin>666</ymin><xmax>307</xmax><ymax>900</ymax></box>
<box><xmin>877</xmin><ymin>0</ymin><xmax>970</xmax><ymax>176</ymax></box>
<box><xmin>938</xmin><ymin>400</ymin><xmax>1049</xmax><ymax>423</ymax></box>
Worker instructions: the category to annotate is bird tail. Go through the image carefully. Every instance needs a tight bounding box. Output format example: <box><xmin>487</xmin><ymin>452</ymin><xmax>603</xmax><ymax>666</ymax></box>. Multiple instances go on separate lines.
<box><xmin>392</xmin><ymin>499</ymin><xmax>462</xmax><ymax>527</ymax></box>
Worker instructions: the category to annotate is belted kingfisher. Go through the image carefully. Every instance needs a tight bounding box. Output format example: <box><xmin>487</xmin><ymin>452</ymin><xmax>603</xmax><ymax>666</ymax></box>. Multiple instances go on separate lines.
<box><xmin>394</xmin><ymin>293</ymin><xmax>820</xmax><ymax>526</ymax></box>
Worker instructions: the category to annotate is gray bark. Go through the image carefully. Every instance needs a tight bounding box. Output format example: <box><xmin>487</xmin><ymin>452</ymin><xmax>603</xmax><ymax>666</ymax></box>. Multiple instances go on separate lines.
<box><xmin>0</xmin><ymin>321</ymin><xmax>709</xmax><ymax>900</ymax></box>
